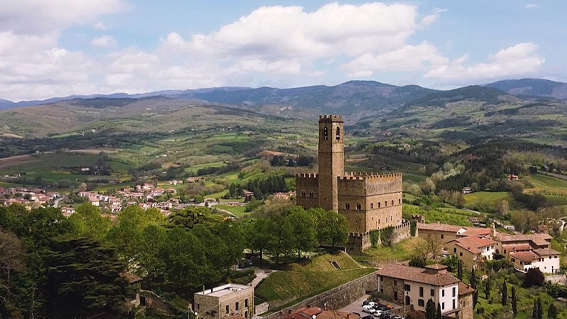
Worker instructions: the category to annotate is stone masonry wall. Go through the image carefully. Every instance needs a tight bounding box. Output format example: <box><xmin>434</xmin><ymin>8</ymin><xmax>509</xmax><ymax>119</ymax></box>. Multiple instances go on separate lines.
<box><xmin>261</xmin><ymin>271</ymin><xmax>378</xmax><ymax>319</ymax></box>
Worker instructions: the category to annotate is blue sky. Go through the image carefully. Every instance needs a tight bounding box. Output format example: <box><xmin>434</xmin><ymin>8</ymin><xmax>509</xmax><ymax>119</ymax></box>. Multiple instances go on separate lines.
<box><xmin>0</xmin><ymin>0</ymin><xmax>564</xmax><ymax>101</ymax></box>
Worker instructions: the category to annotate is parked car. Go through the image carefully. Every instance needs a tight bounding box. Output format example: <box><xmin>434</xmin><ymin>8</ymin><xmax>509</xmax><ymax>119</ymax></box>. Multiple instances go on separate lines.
<box><xmin>372</xmin><ymin>310</ymin><xmax>383</xmax><ymax>318</ymax></box>
<box><xmin>380</xmin><ymin>312</ymin><xmax>394</xmax><ymax>319</ymax></box>
<box><xmin>238</xmin><ymin>259</ymin><xmax>253</xmax><ymax>268</ymax></box>
<box><xmin>363</xmin><ymin>301</ymin><xmax>376</xmax><ymax>307</ymax></box>
<box><xmin>362</xmin><ymin>315</ymin><xmax>374</xmax><ymax>319</ymax></box>
<box><xmin>376</xmin><ymin>304</ymin><xmax>389</xmax><ymax>311</ymax></box>
<box><xmin>362</xmin><ymin>306</ymin><xmax>376</xmax><ymax>314</ymax></box>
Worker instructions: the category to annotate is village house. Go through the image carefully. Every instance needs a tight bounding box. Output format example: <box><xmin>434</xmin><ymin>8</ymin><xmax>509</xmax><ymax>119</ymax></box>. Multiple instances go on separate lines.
<box><xmin>417</xmin><ymin>223</ymin><xmax>465</xmax><ymax>247</ymax></box>
<box><xmin>446</xmin><ymin>236</ymin><xmax>496</xmax><ymax>269</ymax></box>
<box><xmin>509</xmin><ymin>248</ymin><xmax>561</xmax><ymax>274</ymax></box>
<box><xmin>376</xmin><ymin>264</ymin><xmax>473</xmax><ymax>319</ymax></box>
<box><xmin>194</xmin><ymin>284</ymin><xmax>254</xmax><ymax>319</ymax></box>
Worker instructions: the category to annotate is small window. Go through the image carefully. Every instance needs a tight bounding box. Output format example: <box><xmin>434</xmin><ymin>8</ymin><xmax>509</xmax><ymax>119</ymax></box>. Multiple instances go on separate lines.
<box><xmin>301</xmin><ymin>190</ymin><xmax>306</xmax><ymax>197</ymax></box>
<box><xmin>404</xmin><ymin>284</ymin><xmax>411</xmax><ymax>291</ymax></box>
<box><xmin>459</xmin><ymin>252</ymin><xmax>463</xmax><ymax>257</ymax></box>
<box><xmin>245</xmin><ymin>299</ymin><xmax>248</xmax><ymax>307</ymax></box>
<box><xmin>430</xmin><ymin>289</ymin><xmax>434</xmax><ymax>296</ymax></box>
<box><xmin>197</xmin><ymin>304</ymin><xmax>200</xmax><ymax>310</ymax></box>
<box><xmin>442</xmin><ymin>302</ymin><xmax>445</xmax><ymax>310</ymax></box>
<box><xmin>226</xmin><ymin>305</ymin><xmax>229</xmax><ymax>314</ymax></box>
<box><xmin>323</xmin><ymin>127</ymin><xmax>328</xmax><ymax>140</ymax></box>
<box><xmin>309</xmin><ymin>190</ymin><xmax>314</xmax><ymax>198</ymax></box>
<box><xmin>336</xmin><ymin>126</ymin><xmax>340</xmax><ymax>140</ymax></box>
<box><xmin>371</xmin><ymin>203</ymin><xmax>374</xmax><ymax>209</ymax></box>
<box><xmin>441</xmin><ymin>235</ymin><xmax>444</xmax><ymax>239</ymax></box>
<box><xmin>418</xmin><ymin>299</ymin><xmax>424</xmax><ymax>307</ymax></box>
<box><xmin>394</xmin><ymin>292</ymin><xmax>397</xmax><ymax>301</ymax></box>
<box><xmin>346</xmin><ymin>203</ymin><xmax>350</xmax><ymax>209</ymax></box>
<box><xmin>236</xmin><ymin>302</ymin><xmax>239</xmax><ymax>311</ymax></box>
<box><xmin>245</xmin><ymin>311</ymin><xmax>248</xmax><ymax>318</ymax></box>
<box><xmin>399</xmin><ymin>199</ymin><xmax>401</xmax><ymax>204</ymax></box>
<box><xmin>391</xmin><ymin>200</ymin><xmax>394</xmax><ymax>205</ymax></box>
<box><xmin>378</xmin><ymin>202</ymin><xmax>381</xmax><ymax>208</ymax></box>
<box><xmin>419</xmin><ymin>287</ymin><xmax>424</xmax><ymax>297</ymax></box>
<box><xmin>453</xmin><ymin>299</ymin><xmax>456</xmax><ymax>309</ymax></box>
<box><xmin>442</xmin><ymin>289</ymin><xmax>445</xmax><ymax>297</ymax></box>
<box><xmin>452</xmin><ymin>287</ymin><xmax>456</xmax><ymax>297</ymax></box>
<box><xmin>385</xmin><ymin>201</ymin><xmax>387</xmax><ymax>207</ymax></box>
<box><xmin>394</xmin><ymin>280</ymin><xmax>397</xmax><ymax>286</ymax></box>
<box><xmin>453</xmin><ymin>248</ymin><xmax>456</xmax><ymax>253</ymax></box>
<box><xmin>356</xmin><ymin>203</ymin><xmax>362</xmax><ymax>210</ymax></box>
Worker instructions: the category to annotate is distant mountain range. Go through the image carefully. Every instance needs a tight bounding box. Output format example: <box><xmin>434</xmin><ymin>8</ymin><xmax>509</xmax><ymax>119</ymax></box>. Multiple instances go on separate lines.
<box><xmin>2</xmin><ymin>78</ymin><xmax>565</xmax><ymax>112</ymax></box>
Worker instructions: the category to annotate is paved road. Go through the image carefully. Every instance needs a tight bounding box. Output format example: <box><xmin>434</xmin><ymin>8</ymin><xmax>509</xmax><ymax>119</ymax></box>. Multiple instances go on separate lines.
<box><xmin>250</xmin><ymin>268</ymin><xmax>278</xmax><ymax>288</ymax></box>
<box><xmin>339</xmin><ymin>294</ymin><xmax>370</xmax><ymax>315</ymax></box>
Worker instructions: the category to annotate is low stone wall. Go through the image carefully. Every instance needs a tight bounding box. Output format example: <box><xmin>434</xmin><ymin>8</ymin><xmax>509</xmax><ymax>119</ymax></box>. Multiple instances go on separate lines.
<box><xmin>261</xmin><ymin>271</ymin><xmax>378</xmax><ymax>319</ymax></box>
<box><xmin>255</xmin><ymin>303</ymin><xmax>270</xmax><ymax>316</ymax></box>
<box><xmin>391</xmin><ymin>221</ymin><xmax>411</xmax><ymax>244</ymax></box>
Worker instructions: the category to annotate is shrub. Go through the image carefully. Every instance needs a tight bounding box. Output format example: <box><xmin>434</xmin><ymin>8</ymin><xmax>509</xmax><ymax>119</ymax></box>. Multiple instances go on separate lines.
<box><xmin>523</xmin><ymin>268</ymin><xmax>545</xmax><ymax>287</ymax></box>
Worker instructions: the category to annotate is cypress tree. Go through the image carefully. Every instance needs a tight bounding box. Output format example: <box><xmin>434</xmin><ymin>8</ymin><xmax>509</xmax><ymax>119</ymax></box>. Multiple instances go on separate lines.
<box><xmin>457</xmin><ymin>259</ymin><xmax>463</xmax><ymax>280</ymax></box>
<box><xmin>501</xmin><ymin>280</ymin><xmax>507</xmax><ymax>306</ymax></box>
<box><xmin>485</xmin><ymin>278</ymin><xmax>491</xmax><ymax>300</ymax></box>
<box><xmin>548</xmin><ymin>303</ymin><xmax>557</xmax><ymax>319</ymax></box>
<box><xmin>426</xmin><ymin>299</ymin><xmax>436</xmax><ymax>319</ymax></box>
<box><xmin>511</xmin><ymin>286</ymin><xmax>517</xmax><ymax>315</ymax></box>
<box><xmin>436</xmin><ymin>303</ymin><xmax>442</xmax><ymax>319</ymax></box>
<box><xmin>473</xmin><ymin>290</ymin><xmax>478</xmax><ymax>309</ymax></box>
<box><xmin>533</xmin><ymin>299</ymin><xmax>538</xmax><ymax>319</ymax></box>
<box><xmin>537</xmin><ymin>298</ymin><xmax>543</xmax><ymax>319</ymax></box>
<box><xmin>469</xmin><ymin>267</ymin><xmax>477</xmax><ymax>289</ymax></box>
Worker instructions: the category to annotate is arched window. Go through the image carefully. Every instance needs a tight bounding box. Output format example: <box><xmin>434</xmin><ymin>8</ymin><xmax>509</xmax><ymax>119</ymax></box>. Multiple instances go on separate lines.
<box><xmin>336</xmin><ymin>126</ymin><xmax>341</xmax><ymax>140</ymax></box>
<box><xmin>309</xmin><ymin>190</ymin><xmax>314</xmax><ymax>198</ymax></box>
<box><xmin>385</xmin><ymin>201</ymin><xmax>387</xmax><ymax>207</ymax></box>
<box><xmin>391</xmin><ymin>200</ymin><xmax>394</xmax><ymax>206</ymax></box>
<box><xmin>301</xmin><ymin>190</ymin><xmax>306</xmax><ymax>197</ymax></box>
<box><xmin>378</xmin><ymin>202</ymin><xmax>381</xmax><ymax>208</ymax></box>
<box><xmin>323</xmin><ymin>127</ymin><xmax>328</xmax><ymax>140</ymax></box>
<box><xmin>356</xmin><ymin>203</ymin><xmax>361</xmax><ymax>210</ymax></box>
<box><xmin>371</xmin><ymin>203</ymin><xmax>374</xmax><ymax>209</ymax></box>
<box><xmin>345</xmin><ymin>203</ymin><xmax>350</xmax><ymax>209</ymax></box>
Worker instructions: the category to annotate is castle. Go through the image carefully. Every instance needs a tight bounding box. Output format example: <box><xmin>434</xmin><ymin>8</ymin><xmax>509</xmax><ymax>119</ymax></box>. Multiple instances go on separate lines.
<box><xmin>296</xmin><ymin>115</ymin><xmax>408</xmax><ymax>251</ymax></box>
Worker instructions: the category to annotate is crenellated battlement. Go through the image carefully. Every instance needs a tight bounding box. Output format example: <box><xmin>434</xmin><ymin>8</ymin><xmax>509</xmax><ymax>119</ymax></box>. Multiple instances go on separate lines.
<box><xmin>296</xmin><ymin>173</ymin><xmax>318</xmax><ymax>179</ymax></box>
<box><xmin>319</xmin><ymin>114</ymin><xmax>344</xmax><ymax>122</ymax></box>
<box><xmin>338</xmin><ymin>172</ymin><xmax>402</xmax><ymax>181</ymax></box>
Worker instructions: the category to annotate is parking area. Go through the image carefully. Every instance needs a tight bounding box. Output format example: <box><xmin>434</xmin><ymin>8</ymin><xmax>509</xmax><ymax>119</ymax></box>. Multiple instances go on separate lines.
<box><xmin>339</xmin><ymin>294</ymin><xmax>405</xmax><ymax>319</ymax></box>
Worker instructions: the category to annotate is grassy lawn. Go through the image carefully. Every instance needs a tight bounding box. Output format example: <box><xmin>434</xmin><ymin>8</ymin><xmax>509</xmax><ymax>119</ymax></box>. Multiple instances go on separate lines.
<box><xmin>464</xmin><ymin>191</ymin><xmax>513</xmax><ymax>206</ymax></box>
<box><xmin>351</xmin><ymin>237</ymin><xmax>420</xmax><ymax>263</ymax></box>
<box><xmin>255</xmin><ymin>252</ymin><xmax>374</xmax><ymax>308</ymax></box>
<box><xmin>530</xmin><ymin>173</ymin><xmax>567</xmax><ymax>195</ymax></box>
<box><xmin>214</xmin><ymin>204</ymin><xmax>247</xmax><ymax>217</ymax></box>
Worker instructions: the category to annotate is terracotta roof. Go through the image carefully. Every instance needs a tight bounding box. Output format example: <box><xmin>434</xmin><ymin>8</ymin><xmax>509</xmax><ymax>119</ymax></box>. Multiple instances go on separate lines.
<box><xmin>458</xmin><ymin>282</ymin><xmax>475</xmax><ymax>296</ymax></box>
<box><xmin>502</xmin><ymin>244</ymin><xmax>532</xmax><ymax>252</ymax></box>
<box><xmin>450</xmin><ymin>236</ymin><xmax>494</xmax><ymax>254</ymax></box>
<box><xmin>461</xmin><ymin>227</ymin><xmax>491</xmax><ymax>237</ymax></box>
<box><xmin>495</xmin><ymin>232</ymin><xmax>552</xmax><ymax>244</ymax></box>
<box><xmin>533</xmin><ymin>248</ymin><xmax>560</xmax><ymax>256</ymax></box>
<box><xmin>317</xmin><ymin>311</ymin><xmax>360</xmax><ymax>319</ymax></box>
<box><xmin>418</xmin><ymin>223</ymin><xmax>464</xmax><ymax>233</ymax></box>
<box><xmin>377</xmin><ymin>264</ymin><xmax>460</xmax><ymax>286</ymax></box>
<box><xmin>285</xmin><ymin>307</ymin><xmax>323</xmax><ymax>319</ymax></box>
<box><xmin>509</xmin><ymin>251</ymin><xmax>538</xmax><ymax>263</ymax></box>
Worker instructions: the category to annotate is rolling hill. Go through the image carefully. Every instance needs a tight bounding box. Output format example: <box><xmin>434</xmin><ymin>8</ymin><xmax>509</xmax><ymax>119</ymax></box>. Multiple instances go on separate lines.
<box><xmin>486</xmin><ymin>78</ymin><xmax>567</xmax><ymax>100</ymax></box>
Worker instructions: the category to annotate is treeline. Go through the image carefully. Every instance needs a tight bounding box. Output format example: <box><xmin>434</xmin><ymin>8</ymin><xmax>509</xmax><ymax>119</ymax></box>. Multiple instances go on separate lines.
<box><xmin>270</xmin><ymin>155</ymin><xmax>314</xmax><ymax>167</ymax></box>
<box><xmin>0</xmin><ymin>203</ymin><xmax>348</xmax><ymax>318</ymax></box>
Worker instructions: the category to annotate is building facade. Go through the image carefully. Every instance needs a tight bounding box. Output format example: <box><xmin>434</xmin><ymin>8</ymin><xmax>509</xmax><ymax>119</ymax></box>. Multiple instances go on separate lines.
<box><xmin>296</xmin><ymin>115</ymin><xmax>404</xmax><ymax>251</ymax></box>
<box><xmin>376</xmin><ymin>264</ymin><xmax>472</xmax><ymax>319</ymax></box>
<box><xmin>194</xmin><ymin>284</ymin><xmax>254</xmax><ymax>319</ymax></box>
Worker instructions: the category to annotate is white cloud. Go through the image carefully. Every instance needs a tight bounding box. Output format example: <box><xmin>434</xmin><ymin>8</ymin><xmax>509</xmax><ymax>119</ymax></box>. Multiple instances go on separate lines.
<box><xmin>525</xmin><ymin>4</ymin><xmax>541</xmax><ymax>9</ymax></box>
<box><xmin>425</xmin><ymin>43</ymin><xmax>545</xmax><ymax>81</ymax></box>
<box><xmin>342</xmin><ymin>42</ymin><xmax>448</xmax><ymax>77</ymax></box>
<box><xmin>0</xmin><ymin>0</ymin><xmax>126</xmax><ymax>35</ymax></box>
<box><xmin>94</xmin><ymin>22</ymin><xmax>108</xmax><ymax>31</ymax></box>
<box><xmin>91</xmin><ymin>35</ymin><xmax>117</xmax><ymax>47</ymax></box>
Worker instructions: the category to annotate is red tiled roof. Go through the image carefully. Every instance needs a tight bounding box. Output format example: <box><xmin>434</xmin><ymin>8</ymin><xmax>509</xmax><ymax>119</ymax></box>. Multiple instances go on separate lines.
<box><xmin>461</xmin><ymin>227</ymin><xmax>491</xmax><ymax>237</ymax></box>
<box><xmin>509</xmin><ymin>251</ymin><xmax>538</xmax><ymax>263</ymax></box>
<box><xmin>533</xmin><ymin>248</ymin><xmax>560</xmax><ymax>256</ymax></box>
<box><xmin>377</xmin><ymin>264</ymin><xmax>460</xmax><ymax>286</ymax></box>
<box><xmin>502</xmin><ymin>244</ymin><xmax>531</xmax><ymax>252</ymax></box>
<box><xmin>450</xmin><ymin>236</ymin><xmax>494</xmax><ymax>254</ymax></box>
<box><xmin>458</xmin><ymin>282</ymin><xmax>475</xmax><ymax>296</ymax></box>
<box><xmin>418</xmin><ymin>223</ymin><xmax>464</xmax><ymax>232</ymax></box>
<box><xmin>284</xmin><ymin>307</ymin><xmax>323</xmax><ymax>319</ymax></box>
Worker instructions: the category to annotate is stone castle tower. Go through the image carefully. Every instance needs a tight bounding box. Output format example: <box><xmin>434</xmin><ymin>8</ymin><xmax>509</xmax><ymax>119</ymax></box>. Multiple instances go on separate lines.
<box><xmin>296</xmin><ymin>115</ymin><xmax>409</xmax><ymax>251</ymax></box>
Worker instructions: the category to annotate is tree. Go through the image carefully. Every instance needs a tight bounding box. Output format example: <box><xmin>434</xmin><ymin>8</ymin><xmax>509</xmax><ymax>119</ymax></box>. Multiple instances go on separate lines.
<box><xmin>436</xmin><ymin>303</ymin><xmax>441</xmax><ymax>319</ymax></box>
<box><xmin>69</xmin><ymin>203</ymin><xmax>111</xmax><ymax>241</ymax></box>
<box><xmin>495</xmin><ymin>200</ymin><xmax>509</xmax><ymax>218</ymax></box>
<box><xmin>533</xmin><ymin>298</ymin><xmax>538</xmax><ymax>319</ymax></box>
<box><xmin>217</xmin><ymin>220</ymin><xmax>245</xmax><ymax>265</ymax></box>
<box><xmin>312</xmin><ymin>208</ymin><xmax>348</xmax><ymax>248</ymax></box>
<box><xmin>45</xmin><ymin>237</ymin><xmax>130</xmax><ymax>318</ymax></box>
<box><xmin>286</xmin><ymin>207</ymin><xmax>318</xmax><ymax>258</ymax></box>
<box><xmin>425</xmin><ymin>299</ymin><xmax>436</xmax><ymax>319</ymax></box>
<box><xmin>244</xmin><ymin>218</ymin><xmax>272</xmax><ymax>260</ymax></box>
<box><xmin>511</xmin><ymin>286</ymin><xmax>517</xmax><ymax>315</ymax></box>
<box><xmin>485</xmin><ymin>278</ymin><xmax>491</xmax><ymax>300</ymax></box>
<box><xmin>136</xmin><ymin>225</ymin><xmax>167</xmax><ymax>286</ymax></box>
<box><xmin>537</xmin><ymin>298</ymin><xmax>543</xmax><ymax>319</ymax></box>
<box><xmin>501</xmin><ymin>280</ymin><xmax>507</xmax><ymax>306</ymax></box>
<box><xmin>457</xmin><ymin>259</ymin><xmax>463</xmax><ymax>280</ymax></box>
<box><xmin>524</xmin><ymin>268</ymin><xmax>545</xmax><ymax>287</ymax></box>
<box><xmin>473</xmin><ymin>290</ymin><xmax>478</xmax><ymax>309</ymax></box>
<box><xmin>548</xmin><ymin>303</ymin><xmax>557</xmax><ymax>319</ymax></box>
<box><xmin>469</xmin><ymin>267</ymin><xmax>477</xmax><ymax>289</ymax></box>
<box><xmin>0</xmin><ymin>229</ymin><xmax>25</xmax><ymax>284</ymax></box>
<box><xmin>266</xmin><ymin>214</ymin><xmax>295</xmax><ymax>262</ymax></box>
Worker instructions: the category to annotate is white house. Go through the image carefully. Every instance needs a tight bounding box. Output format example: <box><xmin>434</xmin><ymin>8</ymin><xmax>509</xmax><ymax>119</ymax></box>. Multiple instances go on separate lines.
<box><xmin>509</xmin><ymin>248</ymin><xmax>561</xmax><ymax>274</ymax></box>
<box><xmin>376</xmin><ymin>264</ymin><xmax>466</xmax><ymax>315</ymax></box>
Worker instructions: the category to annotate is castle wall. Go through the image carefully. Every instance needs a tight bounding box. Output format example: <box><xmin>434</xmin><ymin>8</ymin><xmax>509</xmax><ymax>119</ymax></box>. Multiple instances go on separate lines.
<box><xmin>296</xmin><ymin>174</ymin><xmax>319</xmax><ymax>210</ymax></box>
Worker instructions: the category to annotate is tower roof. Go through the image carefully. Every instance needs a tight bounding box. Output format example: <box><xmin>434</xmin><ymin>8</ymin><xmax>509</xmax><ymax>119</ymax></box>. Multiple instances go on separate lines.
<box><xmin>319</xmin><ymin>114</ymin><xmax>343</xmax><ymax>123</ymax></box>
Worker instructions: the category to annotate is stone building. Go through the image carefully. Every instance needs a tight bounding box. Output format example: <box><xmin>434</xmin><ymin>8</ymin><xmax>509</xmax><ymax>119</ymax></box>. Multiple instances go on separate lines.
<box><xmin>194</xmin><ymin>284</ymin><xmax>254</xmax><ymax>319</ymax></box>
<box><xmin>296</xmin><ymin>115</ymin><xmax>406</xmax><ymax>251</ymax></box>
<box><xmin>376</xmin><ymin>264</ymin><xmax>473</xmax><ymax>319</ymax></box>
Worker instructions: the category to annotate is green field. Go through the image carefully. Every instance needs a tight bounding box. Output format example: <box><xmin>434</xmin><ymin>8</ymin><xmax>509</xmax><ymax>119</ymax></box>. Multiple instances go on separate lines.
<box><xmin>464</xmin><ymin>191</ymin><xmax>513</xmax><ymax>206</ymax></box>
<box><xmin>530</xmin><ymin>173</ymin><xmax>567</xmax><ymax>195</ymax></box>
<box><xmin>214</xmin><ymin>204</ymin><xmax>247</xmax><ymax>217</ymax></box>
<box><xmin>255</xmin><ymin>252</ymin><xmax>374</xmax><ymax>309</ymax></box>
<box><xmin>352</xmin><ymin>237</ymin><xmax>420</xmax><ymax>263</ymax></box>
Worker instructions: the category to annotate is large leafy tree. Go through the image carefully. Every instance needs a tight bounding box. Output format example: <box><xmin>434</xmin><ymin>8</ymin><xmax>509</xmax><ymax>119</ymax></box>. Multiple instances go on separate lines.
<box><xmin>69</xmin><ymin>203</ymin><xmax>112</xmax><ymax>241</ymax></box>
<box><xmin>167</xmin><ymin>206</ymin><xmax>223</xmax><ymax>229</ymax></box>
<box><xmin>286</xmin><ymin>207</ymin><xmax>318</xmax><ymax>258</ymax></box>
<box><xmin>311</xmin><ymin>208</ymin><xmax>348</xmax><ymax>248</ymax></box>
<box><xmin>266</xmin><ymin>214</ymin><xmax>295</xmax><ymax>262</ymax></box>
<box><xmin>45</xmin><ymin>237</ymin><xmax>130</xmax><ymax>318</ymax></box>
<box><xmin>244</xmin><ymin>218</ymin><xmax>272</xmax><ymax>259</ymax></box>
